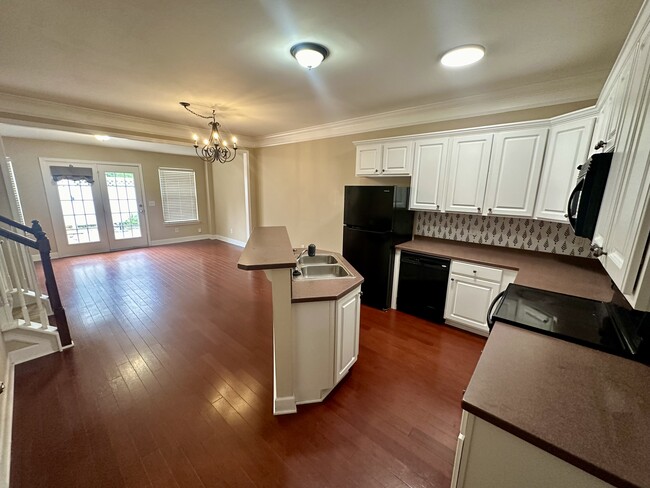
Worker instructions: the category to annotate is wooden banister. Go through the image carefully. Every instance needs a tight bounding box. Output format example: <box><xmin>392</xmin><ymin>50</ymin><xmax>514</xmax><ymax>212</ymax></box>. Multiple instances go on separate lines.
<box><xmin>0</xmin><ymin>216</ymin><xmax>72</xmax><ymax>347</ymax></box>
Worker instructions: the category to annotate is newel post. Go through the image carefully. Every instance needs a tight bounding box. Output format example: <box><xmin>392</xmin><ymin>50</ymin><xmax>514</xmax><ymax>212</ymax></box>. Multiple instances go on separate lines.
<box><xmin>32</xmin><ymin>220</ymin><xmax>72</xmax><ymax>347</ymax></box>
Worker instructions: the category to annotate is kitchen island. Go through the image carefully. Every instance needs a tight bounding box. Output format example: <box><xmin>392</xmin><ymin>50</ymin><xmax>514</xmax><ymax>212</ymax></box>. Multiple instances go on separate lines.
<box><xmin>238</xmin><ymin>226</ymin><xmax>363</xmax><ymax>414</ymax></box>
<box><xmin>453</xmin><ymin>322</ymin><xmax>650</xmax><ymax>488</ymax></box>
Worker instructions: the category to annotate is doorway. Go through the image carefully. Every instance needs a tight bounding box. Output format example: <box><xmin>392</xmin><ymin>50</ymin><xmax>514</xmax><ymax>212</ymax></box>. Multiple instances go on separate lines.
<box><xmin>40</xmin><ymin>158</ymin><xmax>149</xmax><ymax>257</ymax></box>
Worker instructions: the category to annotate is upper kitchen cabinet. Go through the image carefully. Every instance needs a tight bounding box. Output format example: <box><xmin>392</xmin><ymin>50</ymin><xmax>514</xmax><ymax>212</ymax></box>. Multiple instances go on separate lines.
<box><xmin>594</xmin><ymin>24</ymin><xmax>650</xmax><ymax>307</ymax></box>
<box><xmin>484</xmin><ymin>127</ymin><xmax>548</xmax><ymax>218</ymax></box>
<box><xmin>445</xmin><ymin>133</ymin><xmax>493</xmax><ymax>214</ymax></box>
<box><xmin>354</xmin><ymin>140</ymin><xmax>413</xmax><ymax>176</ymax></box>
<box><xmin>355</xmin><ymin>143</ymin><xmax>383</xmax><ymax>175</ymax></box>
<box><xmin>409</xmin><ymin>137</ymin><xmax>450</xmax><ymax>211</ymax></box>
<box><xmin>535</xmin><ymin>114</ymin><xmax>596</xmax><ymax>223</ymax></box>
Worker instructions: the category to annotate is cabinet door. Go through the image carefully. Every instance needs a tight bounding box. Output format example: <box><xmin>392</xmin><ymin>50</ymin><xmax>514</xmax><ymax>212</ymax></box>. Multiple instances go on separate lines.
<box><xmin>599</xmin><ymin>29</ymin><xmax>650</xmax><ymax>295</ymax></box>
<box><xmin>535</xmin><ymin>117</ymin><xmax>595</xmax><ymax>222</ymax></box>
<box><xmin>592</xmin><ymin>45</ymin><xmax>639</xmax><ymax>254</ymax></box>
<box><xmin>382</xmin><ymin>141</ymin><xmax>414</xmax><ymax>176</ymax></box>
<box><xmin>355</xmin><ymin>144</ymin><xmax>382</xmax><ymax>176</ymax></box>
<box><xmin>335</xmin><ymin>288</ymin><xmax>361</xmax><ymax>384</ymax></box>
<box><xmin>484</xmin><ymin>128</ymin><xmax>548</xmax><ymax>218</ymax></box>
<box><xmin>409</xmin><ymin>137</ymin><xmax>450</xmax><ymax>211</ymax></box>
<box><xmin>444</xmin><ymin>274</ymin><xmax>500</xmax><ymax>334</ymax></box>
<box><xmin>445</xmin><ymin>134</ymin><xmax>493</xmax><ymax>214</ymax></box>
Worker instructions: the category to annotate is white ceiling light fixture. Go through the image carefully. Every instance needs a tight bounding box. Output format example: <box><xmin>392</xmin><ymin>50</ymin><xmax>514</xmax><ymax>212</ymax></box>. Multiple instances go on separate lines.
<box><xmin>290</xmin><ymin>42</ymin><xmax>330</xmax><ymax>70</ymax></box>
<box><xmin>94</xmin><ymin>134</ymin><xmax>111</xmax><ymax>141</ymax></box>
<box><xmin>440</xmin><ymin>45</ymin><xmax>485</xmax><ymax>68</ymax></box>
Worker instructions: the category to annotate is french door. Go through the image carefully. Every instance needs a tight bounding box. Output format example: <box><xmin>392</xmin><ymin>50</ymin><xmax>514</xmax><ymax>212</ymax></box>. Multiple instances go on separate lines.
<box><xmin>41</xmin><ymin>159</ymin><xmax>149</xmax><ymax>257</ymax></box>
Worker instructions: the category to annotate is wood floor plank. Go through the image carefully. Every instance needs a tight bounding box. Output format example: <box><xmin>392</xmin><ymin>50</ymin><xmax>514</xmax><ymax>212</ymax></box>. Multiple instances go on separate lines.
<box><xmin>10</xmin><ymin>240</ymin><xmax>485</xmax><ymax>487</ymax></box>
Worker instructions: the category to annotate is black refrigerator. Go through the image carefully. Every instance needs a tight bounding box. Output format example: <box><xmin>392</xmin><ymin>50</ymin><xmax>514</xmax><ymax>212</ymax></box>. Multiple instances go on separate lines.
<box><xmin>343</xmin><ymin>186</ymin><xmax>414</xmax><ymax>310</ymax></box>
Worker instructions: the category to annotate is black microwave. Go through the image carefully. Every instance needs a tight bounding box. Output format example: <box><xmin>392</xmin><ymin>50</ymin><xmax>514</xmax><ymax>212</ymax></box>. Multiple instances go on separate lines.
<box><xmin>567</xmin><ymin>152</ymin><xmax>613</xmax><ymax>239</ymax></box>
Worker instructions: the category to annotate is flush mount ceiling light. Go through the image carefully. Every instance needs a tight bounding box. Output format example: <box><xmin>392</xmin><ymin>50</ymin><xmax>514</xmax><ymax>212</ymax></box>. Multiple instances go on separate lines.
<box><xmin>440</xmin><ymin>45</ymin><xmax>485</xmax><ymax>68</ymax></box>
<box><xmin>94</xmin><ymin>135</ymin><xmax>111</xmax><ymax>141</ymax></box>
<box><xmin>290</xmin><ymin>42</ymin><xmax>330</xmax><ymax>70</ymax></box>
<box><xmin>180</xmin><ymin>102</ymin><xmax>237</xmax><ymax>164</ymax></box>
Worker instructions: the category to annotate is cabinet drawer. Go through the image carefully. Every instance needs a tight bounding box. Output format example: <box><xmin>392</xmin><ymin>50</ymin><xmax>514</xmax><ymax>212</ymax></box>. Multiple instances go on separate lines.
<box><xmin>450</xmin><ymin>261</ymin><xmax>503</xmax><ymax>282</ymax></box>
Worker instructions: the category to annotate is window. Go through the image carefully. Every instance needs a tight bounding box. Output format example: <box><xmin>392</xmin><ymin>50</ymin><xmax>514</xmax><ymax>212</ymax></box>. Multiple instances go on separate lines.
<box><xmin>158</xmin><ymin>168</ymin><xmax>199</xmax><ymax>223</ymax></box>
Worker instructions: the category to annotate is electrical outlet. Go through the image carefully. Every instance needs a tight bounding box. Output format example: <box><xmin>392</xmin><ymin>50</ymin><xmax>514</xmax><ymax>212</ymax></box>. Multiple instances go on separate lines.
<box><xmin>198</xmin><ymin>227</ymin><xmax>202</xmax><ymax>233</ymax></box>
<box><xmin>174</xmin><ymin>227</ymin><xmax>179</xmax><ymax>233</ymax></box>
<box><xmin>230</xmin><ymin>228</ymin><xmax>233</xmax><ymax>235</ymax></box>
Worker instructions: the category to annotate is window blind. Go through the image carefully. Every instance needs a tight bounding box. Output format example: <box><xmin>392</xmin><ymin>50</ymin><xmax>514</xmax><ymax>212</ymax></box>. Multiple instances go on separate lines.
<box><xmin>158</xmin><ymin>168</ymin><xmax>199</xmax><ymax>223</ymax></box>
<box><xmin>5</xmin><ymin>160</ymin><xmax>25</xmax><ymax>224</ymax></box>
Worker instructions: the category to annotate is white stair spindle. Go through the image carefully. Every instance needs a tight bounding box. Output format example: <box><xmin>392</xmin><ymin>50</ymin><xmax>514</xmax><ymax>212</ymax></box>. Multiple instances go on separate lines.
<box><xmin>0</xmin><ymin>241</ymin><xmax>15</xmax><ymax>329</ymax></box>
<box><xmin>6</xmin><ymin>240</ymin><xmax>31</xmax><ymax>326</ymax></box>
<box><xmin>18</xmin><ymin>243</ymin><xmax>49</xmax><ymax>329</ymax></box>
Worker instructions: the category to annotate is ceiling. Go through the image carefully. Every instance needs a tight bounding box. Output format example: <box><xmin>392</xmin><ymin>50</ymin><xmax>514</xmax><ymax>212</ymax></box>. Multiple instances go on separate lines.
<box><xmin>0</xmin><ymin>0</ymin><xmax>644</xmax><ymax>143</ymax></box>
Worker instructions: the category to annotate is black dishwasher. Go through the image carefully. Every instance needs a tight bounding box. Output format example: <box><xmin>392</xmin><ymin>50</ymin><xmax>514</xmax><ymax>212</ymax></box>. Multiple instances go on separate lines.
<box><xmin>397</xmin><ymin>252</ymin><xmax>450</xmax><ymax>323</ymax></box>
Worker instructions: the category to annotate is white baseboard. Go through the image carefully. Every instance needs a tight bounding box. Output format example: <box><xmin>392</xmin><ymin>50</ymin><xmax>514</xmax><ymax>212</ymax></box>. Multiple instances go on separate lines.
<box><xmin>444</xmin><ymin>319</ymin><xmax>490</xmax><ymax>338</ymax></box>
<box><xmin>149</xmin><ymin>235</ymin><xmax>210</xmax><ymax>247</ymax></box>
<box><xmin>211</xmin><ymin>234</ymin><xmax>247</xmax><ymax>248</ymax></box>
<box><xmin>273</xmin><ymin>395</ymin><xmax>297</xmax><ymax>415</ymax></box>
<box><xmin>0</xmin><ymin>360</ymin><xmax>14</xmax><ymax>488</ymax></box>
<box><xmin>31</xmin><ymin>251</ymin><xmax>60</xmax><ymax>262</ymax></box>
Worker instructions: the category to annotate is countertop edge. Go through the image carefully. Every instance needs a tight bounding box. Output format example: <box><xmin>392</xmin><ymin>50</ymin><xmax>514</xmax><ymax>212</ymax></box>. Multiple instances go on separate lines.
<box><xmin>460</xmin><ymin>400</ymin><xmax>637</xmax><ymax>488</ymax></box>
<box><xmin>237</xmin><ymin>226</ymin><xmax>296</xmax><ymax>271</ymax></box>
<box><xmin>291</xmin><ymin>252</ymin><xmax>364</xmax><ymax>303</ymax></box>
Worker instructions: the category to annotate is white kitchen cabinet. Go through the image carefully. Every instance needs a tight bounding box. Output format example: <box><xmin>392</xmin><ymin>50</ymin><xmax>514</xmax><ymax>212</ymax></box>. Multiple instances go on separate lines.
<box><xmin>534</xmin><ymin>115</ymin><xmax>595</xmax><ymax>223</ymax></box>
<box><xmin>451</xmin><ymin>411</ymin><xmax>613</xmax><ymax>488</ymax></box>
<box><xmin>355</xmin><ymin>143</ymin><xmax>383</xmax><ymax>175</ymax></box>
<box><xmin>409</xmin><ymin>137</ymin><xmax>450</xmax><ymax>211</ymax></box>
<box><xmin>443</xmin><ymin>261</ymin><xmax>516</xmax><ymax>336</ymax></box>
<box><xmin>355</xmin><ymin>141</ymin><xmax>413</xmax><ymax>176</ymax></box>
<box><xmin>382</xmin><ymin>140</ymin><xmax>414</xmax><ymax>175</ymax></box>
<box><xmin>484</xmin><ymin>127</ymin><xmax>548</xmax><ymax>218</ymax></box>
<box><xmin>334</xmin><ymin>287</ymin><xmax>361</xmax><ymax>383</ymax></box>
<box><xmin>445</xmin><ymin>134</ymin><xmax>493</xmax><ymax>214</ymax></box>
<box><xmin>292</xmin><ymin>285</ymin><xmax>361</xmax><ymax>404</ymax></box>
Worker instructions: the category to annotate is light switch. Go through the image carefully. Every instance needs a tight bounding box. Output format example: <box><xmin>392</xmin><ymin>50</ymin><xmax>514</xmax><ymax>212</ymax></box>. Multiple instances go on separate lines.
<box><xmin>148</xmin><ymin>201</ymin><xmax>156</xmax><ymax>207</ymax></box>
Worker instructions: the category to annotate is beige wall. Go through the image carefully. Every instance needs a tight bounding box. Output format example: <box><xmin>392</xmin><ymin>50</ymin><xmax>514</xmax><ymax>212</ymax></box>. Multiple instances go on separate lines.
<box><xmin>211</xmin><ymin>151</ymin><xmax>249</xmax><ymax>243</ymax></box>
<box><xmin>2</xmin><ymin>137</ymin><xmax>209</xmax><ymax>252</ymax></box>
<box><xmin>253</xmin><ymin>101</ymin><xmax>596</xmax><ymax>253</ymax></box>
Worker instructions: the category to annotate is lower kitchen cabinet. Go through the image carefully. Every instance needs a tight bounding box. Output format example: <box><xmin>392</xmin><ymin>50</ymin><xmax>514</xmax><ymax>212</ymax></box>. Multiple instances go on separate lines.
<box><xmin>292</xmin><ymin>286</ymin><xmax>361</xmax><ymax>404</ymax></box>
<box><xmin>444</xmin><ymin>261</ymin><xmax>516</xmax><ymax>336</ymax></box>
<box><xmin>451</xmin><ymin>411</ymin><xmax>613</xmax><ymax>488</ymax></box>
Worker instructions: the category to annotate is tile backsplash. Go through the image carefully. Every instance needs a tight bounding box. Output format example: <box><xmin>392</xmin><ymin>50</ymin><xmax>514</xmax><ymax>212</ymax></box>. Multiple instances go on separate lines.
<box><xmin>413</xmin><ymin>212</ymin><xmax>593</xmax><ymax>258</ymax></box>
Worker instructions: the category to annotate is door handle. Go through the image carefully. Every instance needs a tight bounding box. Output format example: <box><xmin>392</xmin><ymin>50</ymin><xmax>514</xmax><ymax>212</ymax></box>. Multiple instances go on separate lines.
<box><xmin>138</xmin><ymin>203</ymin><xmax>145</xmax><ymax>214</ymax></box>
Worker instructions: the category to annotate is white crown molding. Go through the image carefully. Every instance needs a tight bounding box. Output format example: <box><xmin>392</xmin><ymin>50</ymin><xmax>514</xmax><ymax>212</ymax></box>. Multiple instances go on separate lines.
<box><xmin>256</xmin><ymin>71</ymin><xmax>607</xmax><ymax>147</ymax></box>
<box><xmin>0</xmin><ymin>92</ymin><xmax>256</xmax><ymax>148</ymax></box>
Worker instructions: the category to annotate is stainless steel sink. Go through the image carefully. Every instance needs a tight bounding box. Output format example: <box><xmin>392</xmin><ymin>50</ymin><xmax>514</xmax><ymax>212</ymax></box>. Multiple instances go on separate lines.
<box><xmin>298</xmin><ymin>254</ymin><xmax>338</xmax><ymax>266</ymax></box>
<box><xmin>294</xmin><ymin>264</ymin><xmax>352</xmax><ymax>280</ymax></box>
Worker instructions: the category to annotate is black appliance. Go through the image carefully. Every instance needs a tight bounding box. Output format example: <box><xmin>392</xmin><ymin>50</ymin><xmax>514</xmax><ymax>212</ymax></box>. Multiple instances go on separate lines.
<box><xmin>487</xmin><ymin>283</ymin><xmax>650</xmax><ymax>365</ymax></box>
<box><xmin>343</xmin><ymin>186</ymin><xmax>414</xmax><ymax>309</ymax></box>
<box><xmin>396</xmin><ymin>252</ymin><xmax>450</xmax><ymax>323</ymax></box>
<box><xmin>567</xmin><ymin>152</ymin><xmax>613</xmax><ymax>239</ymax></box>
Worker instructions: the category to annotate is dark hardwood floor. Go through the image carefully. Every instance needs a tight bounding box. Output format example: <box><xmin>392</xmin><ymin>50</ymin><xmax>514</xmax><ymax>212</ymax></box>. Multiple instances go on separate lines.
<box><xmin>10</xmin><ymin>240</ymin><xmax>485</xmax><ymax>488</ymax></box>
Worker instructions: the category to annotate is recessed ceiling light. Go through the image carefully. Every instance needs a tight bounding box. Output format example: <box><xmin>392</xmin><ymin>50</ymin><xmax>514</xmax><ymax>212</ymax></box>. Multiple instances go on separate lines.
<box><xmin>94</xmin><ymin>135</ymin><xmax>111</xmax><ymax>141</ymax></box>
<box><xmin>290</xmin><ymin>42</ymin><xmax>330</xmax><ymax>70</ymax></box>
<box><xmin>441</xmin><ymin>45</ymin><xmax>485</xmax><ymax>68</ymax></box>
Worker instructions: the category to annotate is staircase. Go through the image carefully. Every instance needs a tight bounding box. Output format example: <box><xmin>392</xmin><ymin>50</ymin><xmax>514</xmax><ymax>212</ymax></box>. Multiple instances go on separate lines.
<box><xmin>0</xmin><ymin>215</ymin><xmax>72</xmax><ymax>361</ymax></box>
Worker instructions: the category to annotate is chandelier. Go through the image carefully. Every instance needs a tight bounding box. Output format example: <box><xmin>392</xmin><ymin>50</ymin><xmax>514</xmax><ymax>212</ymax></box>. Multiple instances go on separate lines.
<box><xmin>180</xmin><ymin>102</ymin><xmax>238</xmax><ymax>164</ymax></box>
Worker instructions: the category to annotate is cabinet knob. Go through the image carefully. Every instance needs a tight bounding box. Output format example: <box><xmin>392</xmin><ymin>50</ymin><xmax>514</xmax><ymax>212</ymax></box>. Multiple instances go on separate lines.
<box><xmin>473</xmin><ymin>270</ymin><xmax>477</xmax><ymax>274</ymax></box>
<box><xmin>488</xmin><ymin>208</ymin><xmax>492</xmax><ymax>213</ymax></box>
<box><xmin>590</xmin><ymin>244</ymin><xmax>608</xmax><ymax>257</ymax></box>
<box><xmin>450</xmin><ymin>278</ymin><xmax>455</xmax><ymax>282</ymax></box>
<box><xmin>477</xmin><ymin>207</ymin><xmax>481</xmax><ymax>212</ymax></box>
<box><xmin>435</xmin><ymin>204</ymin><xmax>440</xmax><ymax>209</ymax></box>
<box><xmin>564</xmin><ymin>213</ymin><xmax>569</xmax><ymax>218</ymax></box>
<box><xmin>594</xmin><ymin>140</ymin><xmax>607</xmax><ymax>150</ymax></box>
<box><xmin>381</xmin><ymin>169</ymin><xmax>385</xmax><ymax>173</ymax></box>
<box><xmin>374</xmin><ymin>169</ymin><xmax>379</xmax><ymax>173</ymax></box>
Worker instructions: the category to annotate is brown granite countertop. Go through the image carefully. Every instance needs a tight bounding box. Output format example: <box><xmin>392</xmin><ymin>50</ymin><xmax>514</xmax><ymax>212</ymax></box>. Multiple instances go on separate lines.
<box><xmin>291</xmin><ymin>251</ymin><xmax>364</xmax><ymax>303</ymax></box>
<box><xmin>237</xmin><ymin>226</ymin><xmax>296</xmax><ymax>270</ymax></box>
<box><xmin>463</xmin><ymin>323</ymin><xmax>650</xmax><ymax>488</ymax></box>
<box><xmin>397</xmin><ymin>236</ymin><xmax>613</xmax><ymax>301</ymax></box>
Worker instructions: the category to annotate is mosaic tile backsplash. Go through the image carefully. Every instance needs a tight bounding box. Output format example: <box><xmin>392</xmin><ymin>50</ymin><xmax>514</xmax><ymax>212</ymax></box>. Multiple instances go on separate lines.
<box><xmin>414</xmin><ymin>212</ymin><xmax>593</xmax><ymax>258</ymax></box>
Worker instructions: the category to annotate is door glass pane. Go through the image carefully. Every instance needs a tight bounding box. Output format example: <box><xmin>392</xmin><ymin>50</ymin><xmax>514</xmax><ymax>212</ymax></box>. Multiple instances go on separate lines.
<box><xmin>56</xmin><ymin>179</ymin><xmax>101</xmax><ymax>245</ymax></box>
<box><xmin>104</xmin><ymin>171</ymin><xmax>142</xmax><ymax>240</ymax></box>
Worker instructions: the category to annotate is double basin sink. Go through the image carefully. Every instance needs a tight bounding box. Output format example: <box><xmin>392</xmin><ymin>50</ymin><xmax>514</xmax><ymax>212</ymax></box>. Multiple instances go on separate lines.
<box><xmin>293</xmin><ymin>253</ymin><xmax>353</xmax><ymax>281</ymax></box>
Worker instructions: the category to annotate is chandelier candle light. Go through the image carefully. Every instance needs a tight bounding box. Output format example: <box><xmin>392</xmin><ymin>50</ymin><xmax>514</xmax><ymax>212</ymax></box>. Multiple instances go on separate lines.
<box><xmin>180</xmin><ymin>102</ymin><xmax>238</xmax><ymax>164</ymax></box>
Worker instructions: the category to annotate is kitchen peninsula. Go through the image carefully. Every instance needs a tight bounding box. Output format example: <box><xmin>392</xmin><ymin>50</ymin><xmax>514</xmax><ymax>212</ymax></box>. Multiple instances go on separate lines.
<box><xmin>238</xmin><ymin>226</ymin><xmax>363</xmax><ymax>414</ymax></box>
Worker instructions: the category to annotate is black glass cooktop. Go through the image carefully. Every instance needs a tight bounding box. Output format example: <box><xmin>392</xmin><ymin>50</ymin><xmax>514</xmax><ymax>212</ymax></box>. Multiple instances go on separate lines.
<box><xmin>492</xmin><ymin>284</ymin><xmax>627</xmax><ymax>355</ymax></box>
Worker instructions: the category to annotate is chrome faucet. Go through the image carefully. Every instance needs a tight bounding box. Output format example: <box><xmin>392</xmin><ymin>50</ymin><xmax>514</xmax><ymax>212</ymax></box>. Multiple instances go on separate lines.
<box><xmin>293</xmin><ymin>244</ymin><xmax>316</xmax><ymax>276</ymax></box>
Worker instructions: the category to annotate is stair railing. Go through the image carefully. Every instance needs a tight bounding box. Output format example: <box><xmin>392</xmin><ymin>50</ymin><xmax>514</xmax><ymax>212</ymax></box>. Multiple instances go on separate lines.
<box><xmin>0</xmin><ymin>215</ymin><xmax>72</xmax><ymax>347</ymax></box>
